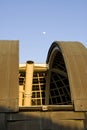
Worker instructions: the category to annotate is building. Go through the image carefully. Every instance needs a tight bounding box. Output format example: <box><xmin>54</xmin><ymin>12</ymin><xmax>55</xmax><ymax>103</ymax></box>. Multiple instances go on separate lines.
<box><xmin>0</xmin><ymin>40</ymin><xmax>87</xmax><ymax>130</ymax></box>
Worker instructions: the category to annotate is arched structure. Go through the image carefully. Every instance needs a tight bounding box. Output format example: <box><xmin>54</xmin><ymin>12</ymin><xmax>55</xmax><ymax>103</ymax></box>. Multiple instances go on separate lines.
<box><xmin>46</xmin><ymin>41</ymin><xmax>87</xmax><ymax>111</ymax></box>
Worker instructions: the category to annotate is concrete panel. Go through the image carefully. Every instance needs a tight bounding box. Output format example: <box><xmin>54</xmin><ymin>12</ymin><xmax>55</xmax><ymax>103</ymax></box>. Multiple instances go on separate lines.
<box><xmin>0</xmin><ymin>113</ymin><xmax>6</xmax><ymax>130</ymax></box>
<box><xmin>7</xmin><ymin>111</ymin><xmax>85</xmax><ymax>130</ymax></box>
<box><xmin>52</xmin><ymin>120</ymin><xmax>84</xmax><ymax>130</ymax></box>
<box><xmin>0</xmin><ymin>40</ymin><xmax>19</xmax><ymax>112</ymax></box>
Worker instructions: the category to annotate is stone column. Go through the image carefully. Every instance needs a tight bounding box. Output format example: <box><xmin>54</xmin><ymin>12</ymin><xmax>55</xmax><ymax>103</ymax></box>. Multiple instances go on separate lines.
<box><xmin>24</xmin><ymin>61</ymin><xmax>34</xmax><ymax>106</ymax></box>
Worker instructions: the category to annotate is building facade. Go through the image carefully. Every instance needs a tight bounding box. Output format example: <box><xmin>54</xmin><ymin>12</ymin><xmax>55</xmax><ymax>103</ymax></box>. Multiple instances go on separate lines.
<box><xmin>0</xmin><ymin>40</ymin><xmax>87</xmax><ymax>130</ymax></box>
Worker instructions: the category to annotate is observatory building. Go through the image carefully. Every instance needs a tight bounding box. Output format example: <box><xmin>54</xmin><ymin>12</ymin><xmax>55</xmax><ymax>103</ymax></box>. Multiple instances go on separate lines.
<box><xmin>0</xmin><ymin>40</ymin><xmax>87</xmax><ymax>130</ymax></box>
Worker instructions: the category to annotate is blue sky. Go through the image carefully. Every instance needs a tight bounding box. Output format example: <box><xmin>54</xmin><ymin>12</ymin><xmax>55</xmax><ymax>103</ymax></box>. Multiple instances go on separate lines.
<box><xmin>0</xmin><ymin>0</ymin><xmax>87</xmax><ymax>63</ymax></box>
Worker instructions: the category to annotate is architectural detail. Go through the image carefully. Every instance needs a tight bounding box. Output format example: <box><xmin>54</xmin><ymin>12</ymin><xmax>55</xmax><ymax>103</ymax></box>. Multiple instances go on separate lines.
<box><xmin>19</xmin><ymin>63</ymin><xmax>47</xmax><ymax>106</ymax></box>
<box><xmin>0</xmin><ymin>40</ymin><xmax>87</xmax><ymax>129</ymax></box>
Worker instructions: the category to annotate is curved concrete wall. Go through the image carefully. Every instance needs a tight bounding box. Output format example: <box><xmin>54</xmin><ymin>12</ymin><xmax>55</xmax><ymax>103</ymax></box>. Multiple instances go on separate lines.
<box><xmin>46</xmin><ymin>41</ymin><xmax>87</xmax><ymax>111</ymax></box>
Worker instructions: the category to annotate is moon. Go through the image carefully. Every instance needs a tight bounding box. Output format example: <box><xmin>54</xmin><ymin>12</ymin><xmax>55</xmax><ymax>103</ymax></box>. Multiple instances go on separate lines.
<box><xmin>43</xmin><ymin>32</ymin><xmax>46</xmax><ymax>34</ymax></box>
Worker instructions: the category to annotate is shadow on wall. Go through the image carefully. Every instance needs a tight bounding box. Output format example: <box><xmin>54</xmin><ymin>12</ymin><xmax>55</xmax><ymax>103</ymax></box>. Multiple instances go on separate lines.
<box><xmin>0</xmin><ymin>106</ymin><xmax>85</xmax><ymax>130</ymax></box>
